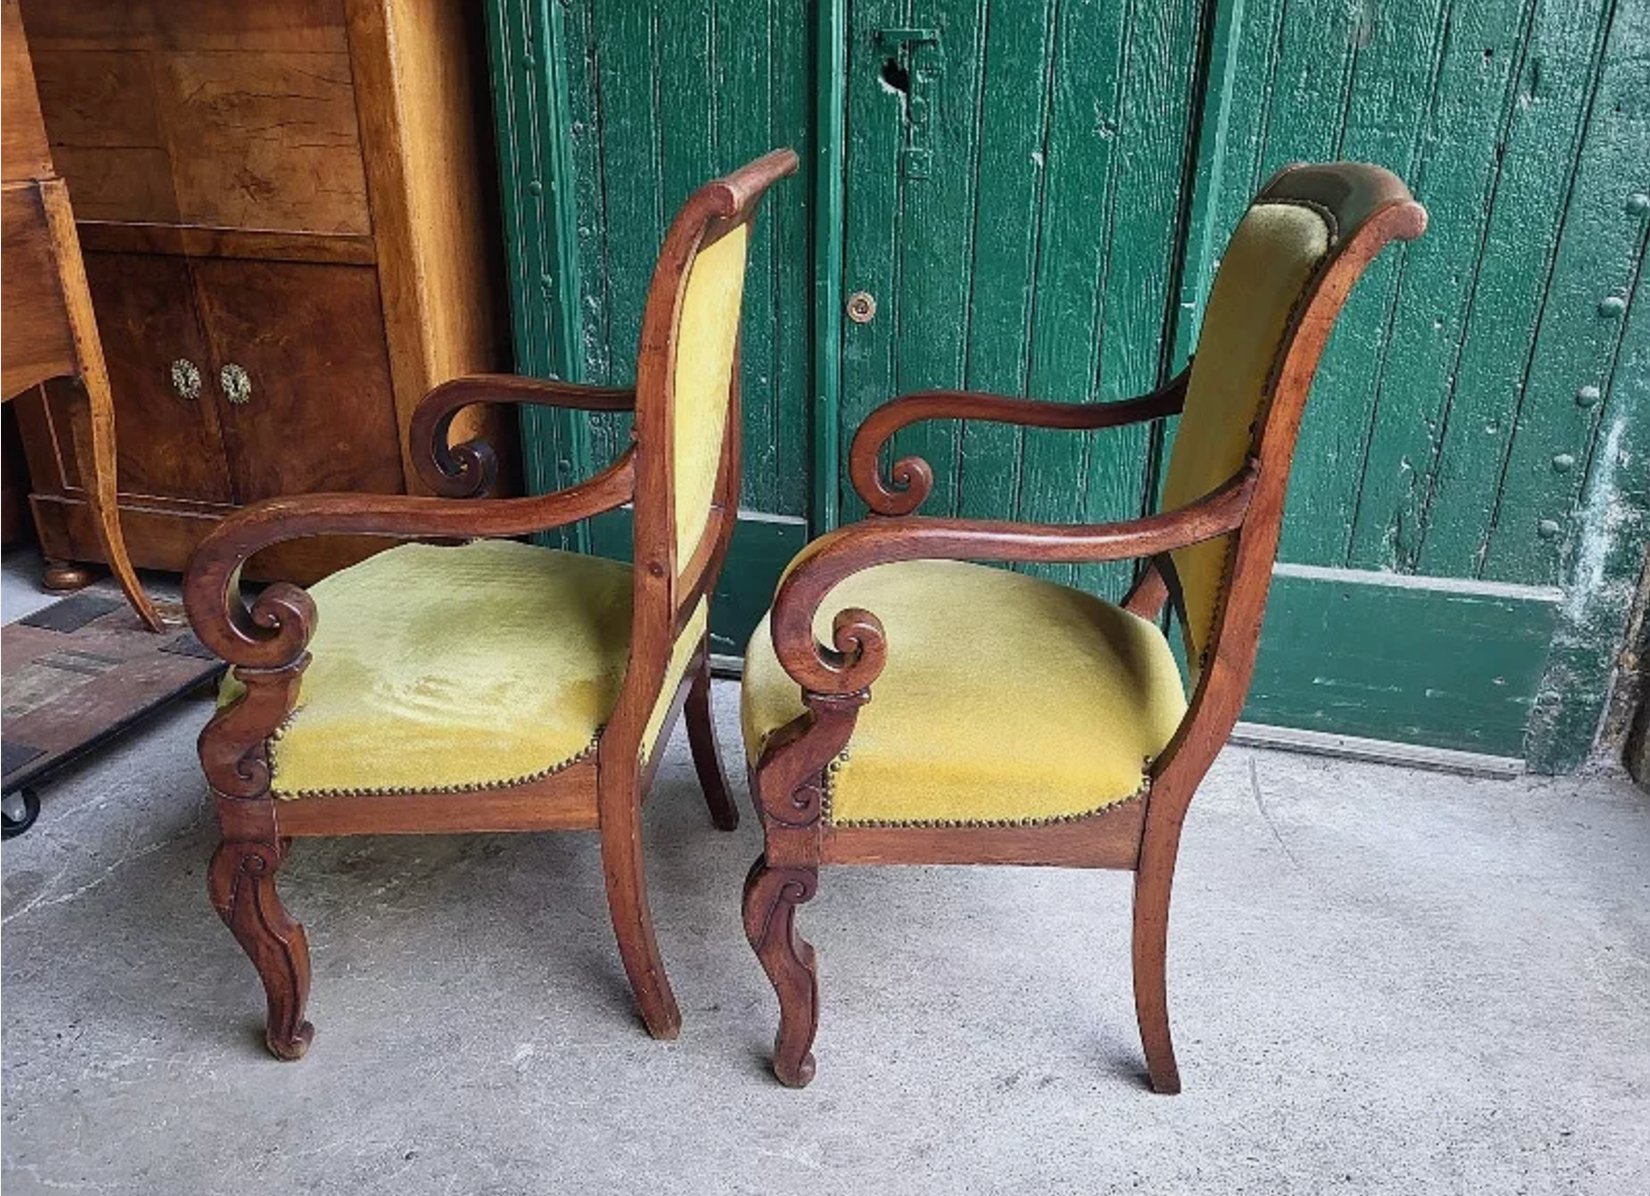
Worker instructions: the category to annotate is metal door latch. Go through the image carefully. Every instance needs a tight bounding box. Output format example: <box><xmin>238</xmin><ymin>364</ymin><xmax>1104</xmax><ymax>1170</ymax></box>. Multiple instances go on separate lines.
<box><xmin>876</xmin><ymin>26</ymin><xmax>942</xmax><ymax>180</ymax></box>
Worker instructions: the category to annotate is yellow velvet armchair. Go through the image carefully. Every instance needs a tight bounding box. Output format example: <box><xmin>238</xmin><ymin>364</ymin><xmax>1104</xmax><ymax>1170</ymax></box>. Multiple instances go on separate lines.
<box><xmin>740</xmin><ymin>162</ymin><xmax>1426</xmax><ymax>1091</ymax></box>
<box><xmin>186</xmin><ymin>149</ymin><xmax>797</xmax><ymax>1058</ymax></box>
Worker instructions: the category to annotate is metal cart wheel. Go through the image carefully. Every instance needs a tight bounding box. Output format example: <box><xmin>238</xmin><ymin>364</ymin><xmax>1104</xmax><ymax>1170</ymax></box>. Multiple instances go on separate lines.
<box><xmin>2</xmin><ymin>787</ymin><xmax>40</xmax><ymax>838</ymax></box>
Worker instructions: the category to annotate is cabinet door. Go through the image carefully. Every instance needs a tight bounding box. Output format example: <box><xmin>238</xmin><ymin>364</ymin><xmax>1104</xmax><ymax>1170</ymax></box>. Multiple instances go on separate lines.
<box><xmin>191</xmin><ymin>257</ymin><xmax>405</xmax><ymax>501</ymax></box>
<box><xmin>47</xmin><ymin>251</ymin><xmax>234</xmax><ymax>503</ymax></box>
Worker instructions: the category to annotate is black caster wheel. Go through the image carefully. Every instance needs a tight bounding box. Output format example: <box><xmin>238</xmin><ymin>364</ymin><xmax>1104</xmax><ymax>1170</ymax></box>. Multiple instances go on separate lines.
<box><xmin>2</xmin><ymin>788</ymin><xmax>40</xmax><ymax>838</ymax></box>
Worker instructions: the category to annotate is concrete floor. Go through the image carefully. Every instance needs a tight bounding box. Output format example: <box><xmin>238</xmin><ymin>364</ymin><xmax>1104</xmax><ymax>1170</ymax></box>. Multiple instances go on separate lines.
<box><xmin>2</xmin><ymin>552</ymin><xmax>1648</xmax><ymax>1194</ymax></box>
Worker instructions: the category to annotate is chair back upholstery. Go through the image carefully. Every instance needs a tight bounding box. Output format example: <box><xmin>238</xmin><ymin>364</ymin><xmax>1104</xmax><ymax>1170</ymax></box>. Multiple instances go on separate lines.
<box><xmin>668</xmin><ymin>220</ymin><xmax>749</xmax><ymax>565</ymax></box>
<box><xmin>1158</xmin><ymin>163</ymin><xmax>1425</xmax><ymax>699</ymax></box>
<box><xmin>618</xmin><ymin>149</ymin><xmax>796</xmax><ymax>763</ymax></box>
<box><xmin>630</xmin><ymin>150</ymin><xmax>795</xmax><ymax>605</ymax></box>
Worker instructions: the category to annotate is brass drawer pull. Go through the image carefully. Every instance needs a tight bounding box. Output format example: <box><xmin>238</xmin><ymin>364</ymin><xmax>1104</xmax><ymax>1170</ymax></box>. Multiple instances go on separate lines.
<box><xmin>220</xmin><ymin>363</ymin><xmax>252</xmax><ymax>406</ymax></box>
<box><xmin>170</xmin><ymin>358</ymin><xmax>202</xmax><ymax>402</ymax></box>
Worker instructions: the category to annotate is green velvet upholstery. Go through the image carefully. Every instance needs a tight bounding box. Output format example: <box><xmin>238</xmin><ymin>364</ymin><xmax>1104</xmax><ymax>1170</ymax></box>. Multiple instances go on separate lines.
<box><xmin>1160</xmin><ymin>201</ymin><xmax>1331</xmax><ymax>672</ymax></box>
<box><xmin>671</xmin><ymin>223</ymin><xmax>748</xmax><ymax>566</ymax></box>
<box><xmin>741</xmin><ymin>560</ymin><xmax>1187</xmax><ymax>826</ymax></box>
<box><xmin>221</xmin><ymin>540</ymin><xmax>643</xmax><ymax>798</ymax></box>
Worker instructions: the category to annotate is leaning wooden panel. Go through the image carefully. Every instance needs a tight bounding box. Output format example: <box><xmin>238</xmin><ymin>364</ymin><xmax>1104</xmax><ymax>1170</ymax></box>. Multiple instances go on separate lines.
<box><xmin>347</xmin><ymin>0</ymin><xmax>508</xmax><ymax>495</ymax></box>
<box><xmin>2</xmin><ymin>0</ymin><xmax>162</xmax><ymax>628</ymax></box>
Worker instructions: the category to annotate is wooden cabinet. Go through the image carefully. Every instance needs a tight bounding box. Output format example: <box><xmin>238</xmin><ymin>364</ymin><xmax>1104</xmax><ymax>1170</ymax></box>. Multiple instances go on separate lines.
<box><xmin>61</xmin><ymin>253</ymin><xmax>232</xmax><ymax>504</ymax></box>
<box><xmin>190</xmin><ymin>257</ymin><xmax>405</xmax><ymax>501</ymax></box>
<box><xmin>12</xmin><ymin>0</ymin><xmax>506</xmax><ymax>583</ymax></box>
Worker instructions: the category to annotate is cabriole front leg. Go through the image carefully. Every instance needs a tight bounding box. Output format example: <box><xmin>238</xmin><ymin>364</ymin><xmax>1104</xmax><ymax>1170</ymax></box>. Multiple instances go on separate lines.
<box><xmin>743</xmin><ymin>854</ymin><xmax>819</xmax><ymax>1087</ymax></box>
<box><xmin>207</xmin><ymin>827</ymin><xmax>313</xmax><ymax>1060</ymax></box>
<box><xmin>745</xmin><ymin>695</ymin><xmax>865</xmax><ymax>1088</ymax></box>
<box><xmin>195</xmin><ymin>657</ymin><xmax>312</xmax><ymax>1059</ymax></box>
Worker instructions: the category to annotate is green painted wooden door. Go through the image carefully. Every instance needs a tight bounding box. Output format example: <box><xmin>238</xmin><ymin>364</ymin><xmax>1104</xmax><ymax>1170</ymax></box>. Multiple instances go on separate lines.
<box><xmin>484</xmin><ymin>0</ymin><xmax>1648</xmax><ymax>771</ymax></box>
<box><xmin>1178</xmin><ymin>0</ymin><xmax>1649</xmax><ymax>769</ymax></box>
<box><xmin>484</xmin><ymin>0</ymin><xmax>816</xmax><ymax>655</ymax></box>
<box><xmin>836</xmin><ymin>0</ymin><xmax>1206</xmax><ymax>610</ymax></box>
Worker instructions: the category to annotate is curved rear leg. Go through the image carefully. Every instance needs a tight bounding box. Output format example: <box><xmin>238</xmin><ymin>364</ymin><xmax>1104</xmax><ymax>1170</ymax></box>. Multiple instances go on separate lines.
<box><xmin>1132</xmin><ymin>856</ymin><xmax>1180</xmax><ymax>1094</ymax></box>
<box><xmin>743</xmin><ymin>855</ymin><xmax>819</xmax><ymax>1087</ymax></box>
<box><xmin>208</xmin><ymin>837</ymin><xmax>313</xmax><ymax>1060</ymax></box>
<box><xmin>600</xmin><ymin>781</ymin><xmax>682</xmax><ymax>1040</ymax></box>
<box><xmin>685</xmin><ymin>652</ymin><xmax>738</xmax><ymax>830</ymax></box>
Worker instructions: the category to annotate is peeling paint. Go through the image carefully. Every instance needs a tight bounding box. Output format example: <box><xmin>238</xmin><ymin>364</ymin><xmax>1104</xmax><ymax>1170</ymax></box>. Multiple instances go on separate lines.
<box><xmin>1563</xmin><ymin>414</ymin><xmax>1633</xmax><ymax>627</ymax></box>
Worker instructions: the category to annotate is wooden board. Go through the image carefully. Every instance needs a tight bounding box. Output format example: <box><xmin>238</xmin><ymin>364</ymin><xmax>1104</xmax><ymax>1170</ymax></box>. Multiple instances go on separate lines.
<box><xmin>2</xmin><ymin>591</ymin><xmax>224</xmax><ymax>792</ymax></box>
<box><xmin>1243</xmin><ymin>566</ymin><xmax>1561</xmax><ymax>757</ymax></box>
<box><xmin>26</xmin><ymin>0</ymin><xmax>369</xmax><ymax>234</ymax></box>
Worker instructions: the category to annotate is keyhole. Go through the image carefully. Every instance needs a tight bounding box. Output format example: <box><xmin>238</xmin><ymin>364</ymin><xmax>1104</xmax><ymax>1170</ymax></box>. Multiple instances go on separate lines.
<box><xmin>880</xmin><ymin>57</ymin><xmax>911</xmax><ymax>96</ymax></box>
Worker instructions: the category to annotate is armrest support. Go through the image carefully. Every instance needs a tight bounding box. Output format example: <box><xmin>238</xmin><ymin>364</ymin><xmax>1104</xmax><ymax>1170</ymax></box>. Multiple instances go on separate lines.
<box><xmin>770</xmin><ymin>459</ymin><xmax>1255</xmax><ymax>696</ymax></box>
<box><xmin>185</xmin><ymin>448</ymin><xmax>636</xmax><ymax>671</ymax></box>
<box><xmin>850</xmin><ymin>367</ymin><xmax>1190</xmax><ymax>515</ymax></box>
<box><xmin>411</xmin><ymin>374</ymin><xmax>636</xmax><ymax>497</ymax></box>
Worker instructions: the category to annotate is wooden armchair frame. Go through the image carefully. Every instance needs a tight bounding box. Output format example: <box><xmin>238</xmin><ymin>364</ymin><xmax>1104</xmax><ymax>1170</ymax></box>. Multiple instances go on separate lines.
<box><xmin>186</xmin><ymin>149</ymin><xmax>797</xmax><ymax>1059</ymax></box>
<box><xmin>745</xmin><ymin>163</ymin><xmax>1426</xmax><ymax>1091</ymax></box>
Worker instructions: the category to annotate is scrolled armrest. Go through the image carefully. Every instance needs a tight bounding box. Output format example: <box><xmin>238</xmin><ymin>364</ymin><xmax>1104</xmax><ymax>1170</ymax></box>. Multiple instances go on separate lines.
<box><xmin>185</xmin><ymin>448</ymin><xmax>636</xmax><ymax>671</ymax></box>
<box><xmin>850</xmin><ymin>367</ymin><xmax>1190</xmax><ymax>515</ymax></box>
<box><xmin>770</xmin><ymin>459</ymin><xmax>1255</xmax><ymax>696</ymax></box>
<box><xmin>412</xmin><ymin>374</ymin><xmax>636</xmax><ymax>497</ymax></box>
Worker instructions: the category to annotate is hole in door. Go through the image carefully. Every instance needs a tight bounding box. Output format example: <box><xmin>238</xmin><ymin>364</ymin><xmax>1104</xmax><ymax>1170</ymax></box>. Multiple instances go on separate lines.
<box><xmin>880</xmin><ymin>57</ymin><xmax>911</xmax><ymax>95</ymax></box>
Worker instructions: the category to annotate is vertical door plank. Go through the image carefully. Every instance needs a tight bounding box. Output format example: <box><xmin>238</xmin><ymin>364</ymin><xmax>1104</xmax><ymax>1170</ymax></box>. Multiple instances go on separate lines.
<box><xmin>953</xmin><ymin>0</ymin><xmax>1057</xmax><ymax>521</ymax></box>
<box><xmin>1251</xmin><ymin>0</ymin><xmax>1357</xmax><ymax>564</ymax></box>
<box><xmin>1073</xmin><ymin>0</ymin><xmax>1201</xmax><ymax>600</ymax></box>
<box><xmin>1017</xmin><ymin>0</ymin><xmax>1132</xmax><ymax>586</ymax></box>
<box><xmin>1480</xmin><ymin>0</ymin><xmax>1648</xmax><ymax>584</ymax></box>
<box><xmin>1196</xmin><ymin>0</ymin><xmax>1287</xmax><ymax>267</ymax></box>
<box><xmin>1339</xmin><ymin>0</ymin><xmax>1532</xmax><ymax>572</ymax></box>
<box><xmin>564</xmin><ymin>0</ymin><xmax>620</xmax><ymax>465</ymax></box>
<box><xmin>715</xmin><ymin>0</ymin><xmax>779</xmax><ymax>510</ymax></box>
<box><xmin>882</xmin><ymin>0</ymin><xmax>988</xmax><ymax>519</ymax></box>
<box><xmin>839</xmin><ymin>0</ymin><xmax>908</xmax><ymax>522</ymax></box>
<box><xmin>1289</xmin><ymin>0</ymin><xmax>1447</xmax><ymax>566</ymax></box>
<box><xmin>1411</xmin><ymin>0</ymin><xmax>1614</xmax><ymax>578</ymax></box>
<box><xmin>589</xmin><ymin>0</ymin><xmax>664</xmax><ymax>459</ymax></box>
<box><xmin>770</xmin><ymin>0</ymin><xmax>814</xmax><ymax>521</ymax></box>
<box><xmin>484</xmin><ymin>0</ymin><xmax>582</xmax><ymax>540</ymax></box>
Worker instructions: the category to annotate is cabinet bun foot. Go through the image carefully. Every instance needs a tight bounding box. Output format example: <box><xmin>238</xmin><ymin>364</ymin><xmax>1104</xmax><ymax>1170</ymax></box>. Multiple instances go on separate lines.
<box><xmin>42</xmin><ymin>558</ymin><xmax>96</xmax><ymax>591</ymax></box>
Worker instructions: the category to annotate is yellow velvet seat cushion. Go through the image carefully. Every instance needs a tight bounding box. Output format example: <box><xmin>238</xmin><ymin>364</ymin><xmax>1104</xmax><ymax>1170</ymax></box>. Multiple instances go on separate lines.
<box><xmin>741</xmin><ymin>560</ymin><xmax>1188</xmax><ymax>826</ymax></box>
<box><xmin>221</xmin><ymin>540</ymin><xmax>639</xmax><ymax>798</ymax></box>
